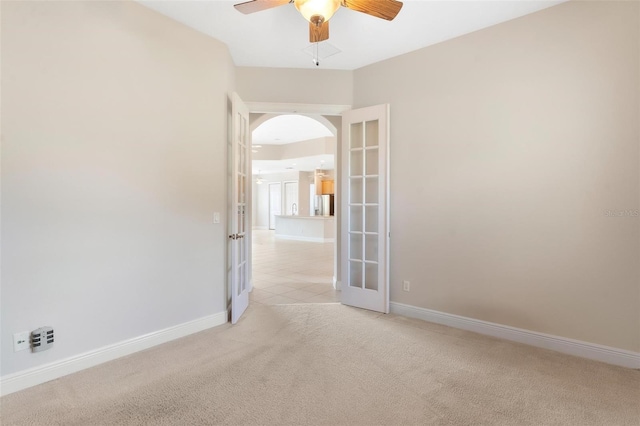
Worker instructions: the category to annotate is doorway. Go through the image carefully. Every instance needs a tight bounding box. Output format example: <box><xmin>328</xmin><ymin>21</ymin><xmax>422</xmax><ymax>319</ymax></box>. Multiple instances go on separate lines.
<box><xmin>229</xmin><ymin>99</ymin><xmax>390</xmax><ymax>323</ymax></box>
<box><xmin>284</xmin><ymin>181</ymin><xmax>299</xmax><ymax>216</ymax></box>
<box><xmin>249</xmin><ymin>112</ymin><xmax>340</xmax><ymax>305</ymax></box>
<box><xmin>268</xmin><ymin>182</ymin><xmax>281</xmax><ymax>230</ymax></box>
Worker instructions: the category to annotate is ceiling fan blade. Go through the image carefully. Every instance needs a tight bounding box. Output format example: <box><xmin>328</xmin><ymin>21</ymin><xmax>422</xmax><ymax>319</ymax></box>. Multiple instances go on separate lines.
<box><xmin>341</xmin><ymin>0</ymin><xmax>403</xmax><ymax>21</ymax></box>
<box><xmin>310</xmin><ymin>21</ymin><xmax>329</xmax><ymax>43</ymax></box>
<box><xmin>234</xmin><ymin>0</ymin><xmax>292</xmax><ymax>15</ymax></box>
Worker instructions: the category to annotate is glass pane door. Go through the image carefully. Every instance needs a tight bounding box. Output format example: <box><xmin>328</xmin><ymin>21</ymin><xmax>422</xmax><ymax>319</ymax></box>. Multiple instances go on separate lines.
<box><xmin>341</xmin><ymin>104</ymin><xmax>389</xmax><ymax>313</ymax></box>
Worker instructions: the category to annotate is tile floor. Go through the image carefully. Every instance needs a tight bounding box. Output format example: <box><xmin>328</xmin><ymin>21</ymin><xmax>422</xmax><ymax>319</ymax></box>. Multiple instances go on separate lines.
<box><xmin>250</xmin><ymin>229</ymin><xmax>340</xmax><ymax>305</ymax></box>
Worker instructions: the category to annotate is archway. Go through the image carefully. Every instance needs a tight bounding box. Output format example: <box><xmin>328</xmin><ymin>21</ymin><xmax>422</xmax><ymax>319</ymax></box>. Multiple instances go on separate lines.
<box><xmin>248</xmin><ymin>113</ymin><xmax>340</xmax><ymax>305</ymax></box>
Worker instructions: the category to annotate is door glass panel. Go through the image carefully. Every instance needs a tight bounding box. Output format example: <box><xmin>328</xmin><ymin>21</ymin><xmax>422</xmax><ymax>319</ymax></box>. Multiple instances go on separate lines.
<box><xmin>350</xmin><ymin>260</ymin><xmax>363</xmax><ymax>288</ymax></box>
<box><xmin>365</xmin><ymin>120</ymin><xmax>379</xmax><ymax>148</ymax></box>
<box><xmin>238</xmin><ymin>177</ymin><xmax>244</xmax><ymax>204</ymax></box>
<box><xmin>350</xmin><ymin>177</ymin><xmax>363</xmax><ymax>204</ymax></box>
<box><xmin>350</xmin><ymin>205</ymin><xmax>363</xmax><ymax>232</ymax></box>
<box><xmin>366</xmin><ymin>148</ymin><xmax>379</xmax><ymax>176</ymax></box>
<box><xmin>365</xmin><ymin>234</ymin><xmax>378</xmax><ymax>261</ymax></box>
<box><xmin>365</xmin><ymin>177</ymin><xmax>378</xmax><ymax>204</ymax></box>
<box><xmin>350</xmin><ymin>149</ymin><xmax>363</xmax><ymax>176</ymax></box>
<box><xmin>240</xmin><ymin>241</ymin><xmax>246</xmax><ymax>293</ymax></box>
<box><xmin>351</xmin><ymin>122</ymin><xmax>363</xmax><ymax>149</ymax></box>
<box><xmin>365</xmin><ymin>206</ymin><xmax>378</xmax><ymax>233</ymax></box>
<box><xmin>364</xmin><ymin>263</ymin><xmax>378</xmax><ymax>290</ymax></box>
<box><xmin>239</xmin><ymin>143</ymin><xmax>245</xmax><ymax>173</ymax></box>
<box><xmin>349</xmin><ymin>233</ymin><xmax>363</xmax><ymax>260</ymax></box>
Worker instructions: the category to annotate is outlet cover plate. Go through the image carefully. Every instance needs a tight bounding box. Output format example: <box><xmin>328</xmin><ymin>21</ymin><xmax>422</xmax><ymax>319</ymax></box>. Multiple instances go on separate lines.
<box><xmin>13</xmin><ymin>331</ymin><xmax>30</xmax><ymax>352</ymax></box>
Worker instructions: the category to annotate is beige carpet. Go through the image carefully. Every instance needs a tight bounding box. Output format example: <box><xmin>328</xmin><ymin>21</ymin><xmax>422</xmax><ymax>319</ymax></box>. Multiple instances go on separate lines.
<box><xmin>1</xmin><ymin>303</ymin><xmax>639</xmax><ymax>425</ymax></box>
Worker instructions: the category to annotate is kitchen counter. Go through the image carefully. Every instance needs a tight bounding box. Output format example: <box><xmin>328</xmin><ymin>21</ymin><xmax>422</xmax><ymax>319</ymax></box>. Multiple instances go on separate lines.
<box><xmin>274</xmin><ymin>215</ymin><xmax>335</xmax><ymax>242</ymax></box>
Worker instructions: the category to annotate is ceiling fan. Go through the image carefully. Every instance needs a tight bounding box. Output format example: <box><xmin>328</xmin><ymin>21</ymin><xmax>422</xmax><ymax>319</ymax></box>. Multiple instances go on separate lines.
<box><xmin>234</xmin><ymin>0</ymin><xmax>403</xmax><ymax>44</ymax></box>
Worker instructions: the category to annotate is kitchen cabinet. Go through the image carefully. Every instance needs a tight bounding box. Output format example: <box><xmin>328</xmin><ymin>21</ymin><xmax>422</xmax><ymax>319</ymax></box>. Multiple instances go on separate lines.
<box><xmin>321</xmin><ymin>180</ymin><xmax>334</xmax><ymax>195</ymax></box>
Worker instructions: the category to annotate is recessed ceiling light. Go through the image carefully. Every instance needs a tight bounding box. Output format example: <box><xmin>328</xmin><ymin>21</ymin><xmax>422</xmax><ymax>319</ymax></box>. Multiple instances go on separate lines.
<box><xmin>253</xmin><ymin>145</ymin><xmax>262</xmax><ymax>148</ymax></box>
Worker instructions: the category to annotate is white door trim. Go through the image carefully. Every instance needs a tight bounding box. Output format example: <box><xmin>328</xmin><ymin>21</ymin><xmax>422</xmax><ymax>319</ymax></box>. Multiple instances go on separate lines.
<box><xmin>246</xmin><ymin>102</ymin><xmax>351</xmax><ymax>116</ymax></box>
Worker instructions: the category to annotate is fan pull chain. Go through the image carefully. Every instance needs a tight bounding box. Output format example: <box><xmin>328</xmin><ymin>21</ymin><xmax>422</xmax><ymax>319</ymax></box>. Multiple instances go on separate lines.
<box><xmin>314</xmin><ymin>41</ymin><xmax>320</xmax><ymax>67</ymax></box>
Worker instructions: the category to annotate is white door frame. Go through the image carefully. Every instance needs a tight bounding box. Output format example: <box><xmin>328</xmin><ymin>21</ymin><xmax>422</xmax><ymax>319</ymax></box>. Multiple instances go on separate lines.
<box><xmin>268</xmin><ymin>182</ymin><xmax>282</xmax><ymax>230</ymax></box>
<box><xmin>283</xmin><ymin>180</ymin><xmax>299</xmax><ymax>216</ymax></box>
<box><xmin>247</xmin><ymin>103</ymin><xmax>350</xmax><ymax>291</ymax></box>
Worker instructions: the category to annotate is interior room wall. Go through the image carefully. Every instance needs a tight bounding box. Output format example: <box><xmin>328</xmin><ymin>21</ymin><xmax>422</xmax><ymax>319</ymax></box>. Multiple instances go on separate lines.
<box><xmin>298</xmin><ymin>171</ymin><xmax>314</xmax><ymax>217</ymax></box>
<box><xmin>1</xmin><ymin>0</ymin><xmax>235</xmax><ymax>377</ymax></box>
<box><xmin>236</xmin><ymin>67</ymin><xmax>353</xmax><ymax>106</ymax></box>
<box><xmin>353</xmin><ymin>1</ymin><xmax>639</xmax><ymax>352</ymax></box>
<box><xmin>280</xmin><ymin>137</ymin><xmax>335</xmax><ymax>159</ymax></box>
<box><xmin>252</xmin><ymin>171</ymin><xmax>300</xmax><ymax>228</ymax></box>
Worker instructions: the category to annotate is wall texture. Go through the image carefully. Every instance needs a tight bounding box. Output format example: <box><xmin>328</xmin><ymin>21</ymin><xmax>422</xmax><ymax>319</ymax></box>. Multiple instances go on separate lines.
<box><xmin>354</xmin><ymin>1</ymin><xmax>639</xmax><ymax>351</ymax></box>
<box><xmin>237</xmin><ymin>67</ymin><xmax>353</xmax><ymax>106</ymax></box>
<box><xmin>1</xmin><ymin>1</ymin><xmax>234</xmax><ymax>376</ymax></box>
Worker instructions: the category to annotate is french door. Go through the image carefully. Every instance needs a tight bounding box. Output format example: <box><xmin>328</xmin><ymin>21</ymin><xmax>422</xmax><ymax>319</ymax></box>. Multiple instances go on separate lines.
<box><xmin>341</xmin><ymin>104</ymin><xmax>390</xmax><ymax>313</ymax></box>
<box><xmin>229</xmin><ymin>93</ymin><xmax>250</xmax><ymax>324</ymax></box>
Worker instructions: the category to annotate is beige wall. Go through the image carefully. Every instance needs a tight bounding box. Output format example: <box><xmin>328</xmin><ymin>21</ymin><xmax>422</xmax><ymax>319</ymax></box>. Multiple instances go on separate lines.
<box><xmin>354</xmin><ymin>1</ymin><xmax>639</xmax><ymax>351</ymax></box>
<box><xmin>237</xmin><ymin>67</ymin><xmax>353</xmax><ymax>106</ymax></box>
<box><xmin>1</xmin><ymin>1</ymin><xmax>235</xmax><ymax>376</ymax></box>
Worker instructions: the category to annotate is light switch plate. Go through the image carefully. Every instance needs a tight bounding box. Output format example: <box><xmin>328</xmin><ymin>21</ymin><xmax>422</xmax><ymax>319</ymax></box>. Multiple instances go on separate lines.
<box><xmin>213</xmin><ymin>212</ymin><xmax>220</xmax><ymax>224</ymax></box>
<box><xmin>13</xmin><ymin>331</ymin><xmax>30</xmax><ymax>352</ymax></box>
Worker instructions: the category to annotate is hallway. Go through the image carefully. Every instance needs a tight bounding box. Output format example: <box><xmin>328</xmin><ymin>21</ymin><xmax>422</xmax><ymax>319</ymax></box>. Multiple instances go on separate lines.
<box><xmin>250</xmin><ymin>230</ymin><xmax>339</xmax><ymax>305</ymax></box>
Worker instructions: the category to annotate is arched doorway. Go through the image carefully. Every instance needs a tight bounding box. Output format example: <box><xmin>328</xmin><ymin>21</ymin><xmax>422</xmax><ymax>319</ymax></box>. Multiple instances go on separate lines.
<box><xmin>248</xmin><ymin>113</ymin><xmax>340</xmax><ymax>305</ymax></box>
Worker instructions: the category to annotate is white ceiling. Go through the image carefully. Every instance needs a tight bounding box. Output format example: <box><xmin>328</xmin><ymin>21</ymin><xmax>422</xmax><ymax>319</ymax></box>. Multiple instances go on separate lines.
<box><xmin>254</xmin><ymin>154</ymin><xmax>334</xmax><ymax>176</ymax></box>
<box><xmin>253</xmin><ymin>114</ymin><xmax>334</xmax><ymax>145</ymax></box>
<box><xmin>252</xmin><ymin>115</ymin><xmax>335</xmax><ymax>174</ymax></box>
<box><xmin>139</xmin><ymin>0</ymin><xmax>564</xmax><ymax>70</ymax></box>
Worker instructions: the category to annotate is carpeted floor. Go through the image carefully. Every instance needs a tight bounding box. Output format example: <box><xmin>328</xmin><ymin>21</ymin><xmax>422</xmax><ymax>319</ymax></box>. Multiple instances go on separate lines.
<box><xmin>1</xmin><ymin>303</ymin><xmax>639</xmax><ymax>425</ymax></box>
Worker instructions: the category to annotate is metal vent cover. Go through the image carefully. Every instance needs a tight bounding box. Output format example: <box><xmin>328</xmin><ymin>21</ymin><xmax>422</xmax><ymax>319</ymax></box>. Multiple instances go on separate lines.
<box><xmin>302</xmin><ymin>42</ymin><xmax>342</xmax><ymax>65</ymax></box>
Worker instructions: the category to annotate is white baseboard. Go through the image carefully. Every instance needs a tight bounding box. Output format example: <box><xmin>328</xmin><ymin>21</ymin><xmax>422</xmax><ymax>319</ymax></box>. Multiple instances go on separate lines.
<box><xmin>389</xmin><ymin>302</ymin><xmax>640</xmax><ymax>369</ymax></box>
<box><xmin>0</xmin><ymin>311</ymin><xmax>228</xmax><ymax>396</ymax></box>
<box><xmin>333</xmin><ymin>278</ymin><xmax>341</xmax><ymax>290</ymax></box>
<box><xmin>275</xmin><ymin>235</ymin><xmax>334</xmax><ymax>243</ymax></box>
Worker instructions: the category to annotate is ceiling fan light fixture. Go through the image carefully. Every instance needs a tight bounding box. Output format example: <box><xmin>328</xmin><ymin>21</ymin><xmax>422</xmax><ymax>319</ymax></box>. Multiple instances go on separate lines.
<box><xmin>294</xmin><ymin>0</ymin><xmax>340</xmax><ymax>26</ymax></box>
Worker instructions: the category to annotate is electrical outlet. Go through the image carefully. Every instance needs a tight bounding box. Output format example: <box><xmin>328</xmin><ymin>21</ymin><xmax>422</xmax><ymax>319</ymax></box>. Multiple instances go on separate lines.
<box><xmin>13</xmin><ymin>331</ymin><xmax>30</xmax><ymax>352</ymax></box>
<box><xmin>403</xmin><ymin>280</ymin><xmax>410</xmax><ymax>292</ymax></box>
